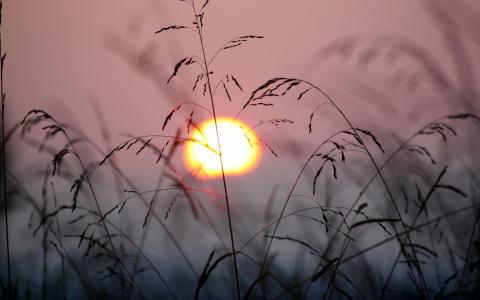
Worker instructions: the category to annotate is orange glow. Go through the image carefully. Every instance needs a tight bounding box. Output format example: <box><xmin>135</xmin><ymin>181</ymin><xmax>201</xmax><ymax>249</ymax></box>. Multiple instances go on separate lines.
<box><xmin>184</xmin><ymin>118</ymin><xmax>261</xmax><ymax>178</ymax></box>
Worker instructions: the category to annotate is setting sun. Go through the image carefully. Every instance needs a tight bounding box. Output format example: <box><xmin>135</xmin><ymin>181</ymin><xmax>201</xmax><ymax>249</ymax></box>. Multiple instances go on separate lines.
<box><xmin>184</xmin><ymin>118</ymin><xmax>261</xmax><ymax>178</ymax></box>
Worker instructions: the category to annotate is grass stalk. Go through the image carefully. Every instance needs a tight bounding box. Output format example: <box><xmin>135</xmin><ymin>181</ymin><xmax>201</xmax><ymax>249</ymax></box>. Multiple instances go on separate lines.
<box><xmin>302</xmin><ymin>80</ymin><xmax>429</xmax><ymax>298</ymax></box>
<box><xmin>378</xmin><ymin>167</ymin><xmax>447</xmax><ymax>299</ymax></box>
<box><xmin>0</xmin><ymin>1</ymin><xmax>12</xmax><ymax>298</ymax></box>
<box><xmin>252</xmin><ymin>79</ymin><xmax>428</xmax><ymax>298</ymax></box>
<box><xmin>189</xmin><ymin>1</ymin><xmax>241</xmax><ymax>298</ymax></box>
<box><xmin>304</xmin><ymin>114</ymin><xmax>455</xmax><ymax>297</ymax></box>
<box><xmin>272</xmin><ymin>203</ymin><xmax>480</xmax><ymax>299</ymax></box>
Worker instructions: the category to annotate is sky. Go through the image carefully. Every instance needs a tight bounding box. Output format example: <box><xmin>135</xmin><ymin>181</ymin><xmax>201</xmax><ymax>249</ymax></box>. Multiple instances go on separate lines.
<box><xmin>5</xmin><ymin>0</ymin><xmax>476</xmax><ymax>169</ymax></box>
<box><xmin>2</xmin><ymin>1</ymin><xmax>480</xmax><ymax>298</ymax></box>
<box><xmin>3</xmin><ymin>0</ymin><xmax>479</xmax><ymax>218</ymax></box>
<box><xmin>4</xmin><ymin>0</ymin><xmax>480</xmax><ymax>215</ymax></box>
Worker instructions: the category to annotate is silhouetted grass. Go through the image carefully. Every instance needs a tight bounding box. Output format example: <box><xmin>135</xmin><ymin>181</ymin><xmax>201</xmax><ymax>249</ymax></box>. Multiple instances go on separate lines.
<box><xmin>2</xmin><ymin>1</ymin><xmax>480</xmax><ymax>299</ymax></box>
<box><xmin>0</xmin><ymin>2</ymin><xmax>11</xmax><ymax>299</ymax></box>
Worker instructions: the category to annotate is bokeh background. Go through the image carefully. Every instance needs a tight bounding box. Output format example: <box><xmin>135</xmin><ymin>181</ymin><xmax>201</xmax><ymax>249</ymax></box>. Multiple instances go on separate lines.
<box><xmin>2</xmin><ymin>0</ymin><xmax>480</xmax><ymax>299</ymax></box>
<box><xmin>6</xmin><ymin>0</ymin><xmax>480</xmax><ymax>183</ymax></box>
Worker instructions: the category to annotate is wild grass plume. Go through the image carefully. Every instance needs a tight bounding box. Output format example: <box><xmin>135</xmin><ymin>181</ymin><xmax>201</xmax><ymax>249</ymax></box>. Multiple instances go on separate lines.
<box><xmin>2</xmin><ymin>1</ymin><xmax>480</xmax><ymax>299</ymax></box>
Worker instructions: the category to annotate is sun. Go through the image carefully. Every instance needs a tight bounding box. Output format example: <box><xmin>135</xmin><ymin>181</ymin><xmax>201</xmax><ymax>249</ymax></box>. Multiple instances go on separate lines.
<box><xmin>184</xmin><ymin>118</ymin><xmax>261</xmax><ymax>178</ymax></box>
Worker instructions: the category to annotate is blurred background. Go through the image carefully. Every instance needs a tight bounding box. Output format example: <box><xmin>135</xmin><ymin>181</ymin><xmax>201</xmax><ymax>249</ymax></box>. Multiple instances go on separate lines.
<box><xmin>2</xmin><ymin>0</ymin><xmax>480</xmax><ymax>299</ymax></box>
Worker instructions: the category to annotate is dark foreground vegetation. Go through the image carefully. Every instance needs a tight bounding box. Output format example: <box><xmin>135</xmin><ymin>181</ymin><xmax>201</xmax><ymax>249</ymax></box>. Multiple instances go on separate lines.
<box><xmin>2</xmin><ymin>1</ymin><xmax>480</xmax><ymax>299</ymax></box>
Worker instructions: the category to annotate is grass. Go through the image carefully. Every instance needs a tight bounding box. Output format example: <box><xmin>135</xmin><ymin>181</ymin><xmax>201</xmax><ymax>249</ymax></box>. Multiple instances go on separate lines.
<box><xmin>2</xmin><ymin>0</ymin><xmax>480</xmax><ymax>299</ymax></box>
<box><xmin>0</xmin><ymin>1</ymin><xmax>12</xmax><ymax>299</ymax></box>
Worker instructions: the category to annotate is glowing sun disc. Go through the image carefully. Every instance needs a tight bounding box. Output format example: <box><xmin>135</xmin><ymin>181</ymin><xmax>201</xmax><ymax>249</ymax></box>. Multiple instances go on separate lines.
<box><xmin>184</xmin><ymin>118</ymin><xmax>261</xmax><ymax>178</ymax></box>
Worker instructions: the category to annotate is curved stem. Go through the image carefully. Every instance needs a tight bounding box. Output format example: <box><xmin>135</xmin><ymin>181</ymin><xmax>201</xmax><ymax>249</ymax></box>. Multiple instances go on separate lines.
<box><xmin>211</xmin><ymin>74</ymin><xmax>230</xmax><ymax>97</ymax></box>
<box><xmin>207</xmin><ymin>38</ymin><xmax>240</xmax><ymax>68</ymax></box>
<box><xmin>299</xmin><ymin>79</ymin><xmax>430</xmax><ymax>299</ymax></box>
<box><xmin>271</xmin><ymin>203</ymin><xmax>480</xmax><ymax>299</ymax></box>
<box><xmin>172</xmin><ymin>101</ymin><xmax>213</xmax><ymax>115</ymax></box>
<box><xmin>102</xmin><ymin>217</ymin><xmax>178</xmax><ymax>300</ymax></box>
<box><xmin>458</xmin><ymin>167</ymin><xmax>480</xmax><ymax>296</ymax></box>
<box><xmin>113</xmin><ymin>133</ymin><xmax>219</xmax><ymax>155</ymax></box>
<box><xmin>65</xmin><ymin>135</ymin><xmax>132</xmax><ymax>293</ymax></box>
<box><xmin>304</xmin><ymin>114</ymin><xmax>449</xmax><ymax>298</ymax></box>
<box><xmin>112</xmin><ymin>187</ymin><xmax>225</xmax><ymax>211</ymax></box>
<box><xmin>251</xmin><ymin>128</ymin><xmax>350</xmax><ymax>297</ymax></box>
<box><xmin>40</xmin><ymin>124</ymin><xmax>202</xmax><ymax>280</ymax></box>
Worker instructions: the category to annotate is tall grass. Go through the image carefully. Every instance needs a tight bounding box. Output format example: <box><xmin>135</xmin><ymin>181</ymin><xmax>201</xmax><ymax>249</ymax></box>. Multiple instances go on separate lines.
<box><xmin>2</xmin><ymin>0</ymin><xmax>480</xmax><ymax>299</ymax></box>
<box><xmin>0</xmin><ymin>1</ymin><xmax>12</xmax><ymax>299</ymax></box>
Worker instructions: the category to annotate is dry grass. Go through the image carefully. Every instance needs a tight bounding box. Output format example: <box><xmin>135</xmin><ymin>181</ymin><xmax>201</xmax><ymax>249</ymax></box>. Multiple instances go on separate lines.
<box><xmin>2</xmin><ymin>0</ymin><xmax>480</xmax><ymax>299</ymax></box>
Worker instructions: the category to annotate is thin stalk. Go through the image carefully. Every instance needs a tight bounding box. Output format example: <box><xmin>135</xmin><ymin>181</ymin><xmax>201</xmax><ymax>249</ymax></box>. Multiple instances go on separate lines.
<box><xmin>50</xmin><ymin>183</ymin><xmax>67</xmax><ymax>300</ymax></box>
<box><xmin>303</xmin><ymin>115</ymin><xmax>452</xmax><ymax>297</ymax></box>
<box><xmin>54</xmin><ymin>126</ymin><xmax>201</xmax><ymax>280</ymax></box>
<box><xmin>0</xmin><ymin>1</ymin><xmax>12</xmax><ymax>298</ymax></box>
<box><xmin>251</xmin><ymin>79</ymin><xmax>428</xmax><ymax>298</ymax></box>
<box><xmin>251</xmin><ymin>128</ymin><xmax>353</xmax><ymax>298</ymax></box>
<box><xmin>271</xmin><ymin>203</ymin><xmax>480</xmax><ymax>299</ymax></box>
<box><xmin>41</xmin><ymin>168</ymin><xmax>48</xmax><ymax>300</ymax></box>
<box><xmin>90</xmin><ymin>98</ymin><xmax>127</xmax><ymax>260</ymax></box>
<box><xmin>378</xmin><ymin>167</ymin><xmax>447</xmax><ymax>299</ymax></box>
<box><xmin>301</xmin><ymin>80</ymin><xmax>429</xmax><ymax>299</ymax></box>
<box><xmin>245</xmin><ymin>128</ymin><xmax>355</xmax><ymax>298</ymax></box>
<box><xmin>191</xmin><ymin>2</ymin><xmax>241</xmax><ymax>298</ymax></box>
<box><xmin>23</xmin><ymin>103</ymin><xmax>130</xmax><ymax>293</ymax></box>
<box><xmin>457</xmin><ymin>166</ymin><xmax>480</xmax><ymax>298</ymax></box>
<box><xmin>102</xmin><ymin>216</ymin><xmax>178</xmax><ymax>300</ymax></box>
<box><xmin>1</xmin><ymin>157</ymin><xmax>94</xmax><ymax>298</ymax></box>
<box><xmin>57</xmin><ymin>130</ymin><xmax>133</xmax><ymax>296</ymax></box>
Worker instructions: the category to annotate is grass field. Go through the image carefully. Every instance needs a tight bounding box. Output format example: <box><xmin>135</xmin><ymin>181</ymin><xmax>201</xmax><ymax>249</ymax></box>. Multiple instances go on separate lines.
<box><xmin>2</xmin><ymin>1</ymin><xmax>480</xmax><ymax>299</ymax></box>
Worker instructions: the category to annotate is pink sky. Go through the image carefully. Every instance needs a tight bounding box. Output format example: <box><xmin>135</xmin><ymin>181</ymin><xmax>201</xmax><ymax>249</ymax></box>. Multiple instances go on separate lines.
<box><xmin>5</xmin><ymin>0</ymin><xmax>480</xmax><ymax>195</ymax></box>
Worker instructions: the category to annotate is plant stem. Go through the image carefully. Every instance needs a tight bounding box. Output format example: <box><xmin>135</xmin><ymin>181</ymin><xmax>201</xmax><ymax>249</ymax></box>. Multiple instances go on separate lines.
<box><xmin>304</xmin><ymin>115</ymin><xmax>449</xmax><ymax>298</ymax></box>
<box><xmin>62</xmin><ymin>133</ymin><xmax>131</xmax><ymax>296</ymax></box>
<box><xmin>255</xmin><ymin>79</ymin><xmax>429</xmax><ymax>299</ymax></box>
<box><xmin>0</xmin><ymin>1</ymin><xmax>12</xmax><ymax>298</ymax></box>
<box><xmin>303</xmin><ymin>80</ymin><xmax>430</xmax><ymax>299</ymax></box>
<box><xmin>191</xmin><ymin>2</ymin><xmax>241</xmax><ymax>298</ymax></box>
<box><xmin>272</xmin><ymin>203</ymin><xmax>480</xmax><ymax>299</ymax></box>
